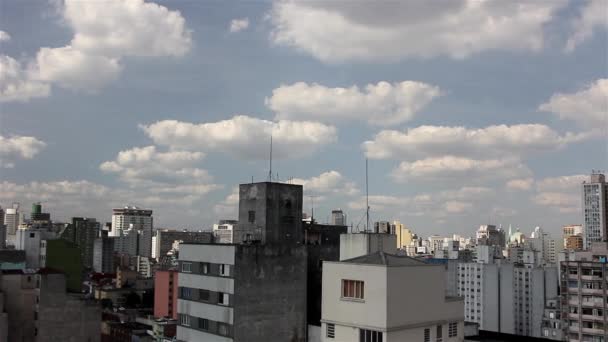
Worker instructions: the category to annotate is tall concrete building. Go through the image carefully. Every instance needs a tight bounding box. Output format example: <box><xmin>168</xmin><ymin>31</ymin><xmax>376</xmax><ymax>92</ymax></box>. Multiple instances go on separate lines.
<box><xmin>563</xmin><ymin>224</ymin><xmax>583</xmax><ymax>248</ymax></box>
<box><xmin>321</xmin><ymin>251</ymin><xmax>464</xmax><ymax>341</ymax></box>
<box><xmin>392</xmin><ymin>220</ymin><xmax>412</xmax><ymax>249</ymax></box>
<box><xmin>0</xmin><ymin>206</ymin><xmax>5</xmax><ymax>249</ymax></box>
<box><xmin>212</xmin><ymin>220</ymin><xmax>237</xmax><ymax>244</ymax></box>
<box><xmin>177</xmin><ymin>182</ymin><xmax>307</xmax><ymax>342</ymax></box>
<box><xmin>3</xmin><ymin>204</ymin><xmax>19</xmax><ymax>236</ymax></box>
<box><xmin>330</xmin><ymin>209</ymin><xmax>346</xmax><ymax>226</ymax></box>
<box><xmin>560</xmin><ymin>242</ymin><xmax>608</xmax><ymax>341</ymax></box>
<box><xmin>582</xmin><ymin>172</ymin><xmax>608</xmax><ymax>249</ymax></box>
<box><xmin>111</xmin><ymin>206</ymin><xmax>153</xmax><ymax>258</ymax></box>
<box><xmin>93</xmin><ymin>234</ymin><xmax>115</xmax><ymax>274</ymax></box>
<box><xmin>154</xmin><ymin>269</ymin><xmax>178</xmax><ymax>320</ymax></box>
<box><xmin>60</xmin><ymin>217</ymin><xmax>100</xmax><ymax>268</ymax></box>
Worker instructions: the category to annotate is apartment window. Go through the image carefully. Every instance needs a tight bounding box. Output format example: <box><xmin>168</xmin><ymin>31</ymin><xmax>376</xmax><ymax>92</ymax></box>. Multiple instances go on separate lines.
<box><xmin>179</xmin><ymin>314</ymin><xmax>190</xmax><ymax>327</ymax></box>
<box><xmin>448</xmin><ymin>322</ymin><xmax>457</xmax><ymax>337</ymax></box>
<box><xmin>359</xmin><ymin>329</ymin><xmax>382</xmax><ymax>342</ymax></box>
<box><xmin>218</xmin><ymin>323</ymin><xmax>229</xmax><ymax>336</ymax></box>
<box><xmin>220</xmin><ymin>264</ymin><xmax>230</xmax><ymax>277</ymax></box>
<box><xmin>181</xmin><ymin>262</ymin><xmax>192</xmax><ymax>273</ymax></box>
<box><xmin>342</xmin><ymin>279</ymin><xmax>364</xmax><ymax>300</ymax></box>
<box><xmin>327</xmin><ymin>323</ymin><xmax>335</xmax><ymax>338</ymax></box>
<box><xmin>201</xmin><ymin>263</ymin><xmax>209</xmax><ymax>274</ymax></box>
<box><xmin>436</xmin><ymin>325</ymin><xmax>442</xmax><ymax>342</ymax></box>
<box><xmin>423</xmin><ymin>328</ymin><xmax>430</xmax><ymax>342</ymax></box>
<box><xmin>248</xmin><ymin>211</ymin><xmax>255</xmax><ymax>223</ymax></box>
<box><xmin>218</xmin><ymin>292</ymin><xmax>229</xmax><ymax>306</ymax></box>
<box><xmin>180</xmin><ymin>287</ymin><xmax>192</xmax><ymax>299</ymax></box>
<box><xmin>198</xmin><ymin>318</ymin><xmax>209</xmax><ymax>330</ymax></box>
<box><xmin>199</xmin><ymin>289</ymin><xmax>210</xmax><ymax>301</ymax></box>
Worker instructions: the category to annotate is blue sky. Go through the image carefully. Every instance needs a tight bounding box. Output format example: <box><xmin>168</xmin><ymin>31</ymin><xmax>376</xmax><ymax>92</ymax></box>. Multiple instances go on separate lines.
<box><xmin>0</xmin><ymin>0</ymin><xmax>606</xmax><ymax>238</ymax></box>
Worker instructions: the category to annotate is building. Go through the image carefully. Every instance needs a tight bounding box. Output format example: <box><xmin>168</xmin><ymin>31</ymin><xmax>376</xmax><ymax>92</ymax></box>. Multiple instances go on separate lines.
<box><xmin>40</xmin><ymin>239</ymin><xmax>83</xmax><ymax>292</ymax></box>
<box><xmin>540</xmin><ymin>298</ymin><xmax>562</xmax><ymax>340</ymax></box>
<box><xmin>392</xmin><ymin>220</ymin><xmax>412</xmax><ymax>249</ymax></box>
<box><xmin>458</xmin><ymin>261</ymin><xmax>558</xmax><ymax>337</ymax></box>
<box><xmin>330</xmin><ymin>209</ymin><xmax>346</xmax><ymax>226</ymax></box>
<box><xmin>0</xmin><ymin>250</ymin><xmax>26</xmax><ymax>270</ymax></box>
<box><xmin>563</xmin><ymin>224</ymin><xmax>583</xmax><ymax>247</ymax></box>
<box><xmin>476</xmin><ymin>225</ymin><xmax>504</xmax><ymax>247</ymax></box>
<box><xmin>429</xmin><ymin>235</ymin><xmax>445</xmax><ymax>254</ymax></box>
<box><xmin>582</xmin><ymin>172</ymin><xmax>607</xmax><ymax>249</ymax></box>
<box><xmin>15</xmin><ymin>228</ymin><xmax>59</xmax><ymax>268</ymax></box>
<box><xmin>60</xmin><ymin>217</ymin><xmax>100</xmax><ymax>268</ymax></box>
<box><xmin>565</xmin><ymin>234</ymin><xmax>584</xmax><ymax>251</ymax></box>
<box><xmin>154</xmin><ymin>229</ymin><xmax>213</xmax><ymax>260</ymax></box>
<box><xmin>559</xmin><ymin>242</ymin><xmax>608</xmax><ymax>342</ymax></box>
<box><xmin>212</xmin><ymin>220</ymin><xmax>237</xmax><ymax>244</ymax></box>
<box><xmin>93</xmin><ymin>234</ymin><xmax>115</xmax><ymax>273</ymax></box>
<box><xmin>111</xmin><ymin>206</ymin><xmax>153</xmax><ymax>258</ymax></box>
<box><xmin>177</xmin><ymin>181</ymin><xmax>307</xmax><ymax>342</ymax></box>
<box><xmin>321</xmin><ymin>251</ymin><xmax>464</xmax><ymax>342</ymax></box>
<box><xmin>133</xmin><ymin>255</ymin><xmax>153</xmax><ymax>278</ymax></box>
<box><xmin>154</xmin><ymin>269</ymin><xmax>178</xmax><ymax>320</ymax></box>
<box><xmin>3</xmin><ymin>204</ymin><xmax>19</xmax><ymax>236</ymax></box>
<box><xmin>0</xmin><ymin>269</ymin><xmax>100</xmax><ymax>342</ymax></box>
<box><xmin>374</xmin><ymin>221</ymin><xmax>391</xmax><ymax>234</ymax></box>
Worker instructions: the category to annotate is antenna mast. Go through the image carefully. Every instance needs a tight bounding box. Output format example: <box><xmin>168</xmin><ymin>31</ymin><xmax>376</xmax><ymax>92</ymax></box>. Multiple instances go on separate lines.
<box><xmin>366</xmin><ymin>158</ymin><xmax>370</xmax><ymax>232</ymax></box>
<box><xmin>268</xmin><ymin>135</ymin><xmax>273</xmax><ymax>182</ymax></box>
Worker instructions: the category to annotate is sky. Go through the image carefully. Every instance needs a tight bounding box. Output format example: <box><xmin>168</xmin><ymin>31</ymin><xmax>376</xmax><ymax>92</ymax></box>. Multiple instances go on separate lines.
<box><xmin>0</xmin><ymin>0</ymin><xmax>607</xmax><ymax>238</ymax></box>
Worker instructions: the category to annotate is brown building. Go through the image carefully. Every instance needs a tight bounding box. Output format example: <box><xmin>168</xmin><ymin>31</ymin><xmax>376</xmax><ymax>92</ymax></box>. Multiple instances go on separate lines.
<box><xmin>565</xmin><ymin>234</ymin><xmax>584</xmax><ymax>251</ymax></box>
<box><xmin>154</xmin><ymin>269</ymin><xmax>178</xmax><ymax>319</ymax></box>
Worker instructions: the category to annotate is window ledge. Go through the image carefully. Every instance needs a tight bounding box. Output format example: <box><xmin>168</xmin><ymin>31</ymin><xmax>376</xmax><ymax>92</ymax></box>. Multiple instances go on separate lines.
<box><xmin>340</xmin><ymin>297</ymin><xmax>365</xmax><ymax>303</ymax></box>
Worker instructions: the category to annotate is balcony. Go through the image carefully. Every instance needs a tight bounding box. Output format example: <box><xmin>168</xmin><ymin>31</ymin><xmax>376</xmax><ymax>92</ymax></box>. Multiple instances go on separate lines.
<box><xmin>581</xmin><ymin>327</ymin><xmax>605</xmax><ymax>335</ymax></box>
<box><xmin>580</xmin><ymin>288</ymin><xmax>604</xmax><ymax>296</ymax></box>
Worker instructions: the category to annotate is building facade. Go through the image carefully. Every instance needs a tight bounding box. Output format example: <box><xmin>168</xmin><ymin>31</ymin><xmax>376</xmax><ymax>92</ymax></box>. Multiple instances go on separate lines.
<box><xmin>331</xmin><ymin>209</ymin><xmax>346</xmax><ymax>226</ymax></box>
<box><xmin>93</xmin><ymin>235</ymin><xmax>115</xmax><ymax>273</ymax></box>
<box><xmin>212</xmin><ymin>220</ymin><xmax>237</xmax><ymax>244</ymax></box>
<box><xmin>111</xmin><ymin>207</ymin><xmax>153</xmax><ymax>258</ymax></box>
<box><xmin>154</xmin><ymin>230</ymin><xmax>213</xmax><ymax>260</ymax></box>
<box><xmin>154</xmin><ymin>269</ymin><xmax>178</xmax><ymax>320</ymax></box>
<box><xmin>60</xmin><ymin>217</ymin><xmax>100</xmax><ymax>268</ymax></box>
<box><xmin>582</xmin><ymin>172</ymin><xmax>608</xmax><ymax>249</ymax></box>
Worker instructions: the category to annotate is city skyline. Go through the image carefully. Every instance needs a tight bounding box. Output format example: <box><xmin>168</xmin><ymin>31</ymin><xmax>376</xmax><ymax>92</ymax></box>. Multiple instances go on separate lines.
<box><xmin>1</xmin><ymin>1</ymin><xmax>607</xmax><ymax>236</ymax></box>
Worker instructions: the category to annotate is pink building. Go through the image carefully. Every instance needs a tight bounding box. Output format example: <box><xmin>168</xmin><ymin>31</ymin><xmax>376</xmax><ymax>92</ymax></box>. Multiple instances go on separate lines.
<box><xmin>154</xmin><ymin>269</ymin><xmax>178</xmax><ymax>319</ymax></box>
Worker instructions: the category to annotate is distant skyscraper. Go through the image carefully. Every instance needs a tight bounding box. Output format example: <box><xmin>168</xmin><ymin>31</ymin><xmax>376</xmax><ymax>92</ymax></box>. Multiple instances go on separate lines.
<box><xmin>330</xmin><ymin>209</ymin><xmax>345</xmax><ymax>226</ymax></box>
<box><xmin>582</xmin><ymin>172</ymin><xmax>607</xmax><ymax>249</ymax></box>
<box><xmin>111</xmin><ymin>206</ymin><xmax>153</xmax><ymax>258</ymax></box>
<box><xmin>60</xmin><ymin>217</ymin><xmax>100</xmax><ymax>268</ymax></box>
<box><xmin>392</xmin><ymin>220</ymin><xmax>413</xmax><ymax>249</ymax></box>
<box><xmin>4</xmin><ymin>204</ymin><xmax>19</xmax><ymax>235</ymax></box>
<box><xmin>0</xmin><ymin>206</ymin><xmax>5</xmax><ymax>249</ymax></box>
<box><xmin>562</xmin><ymin>224</ymin><xmax>582</xmax><ymax>248</ymax></box>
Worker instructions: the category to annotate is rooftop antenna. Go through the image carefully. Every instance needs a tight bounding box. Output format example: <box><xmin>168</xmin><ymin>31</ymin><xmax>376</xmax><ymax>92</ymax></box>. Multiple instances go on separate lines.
<box><xmin>309</xmin><ymin>195</ymin><xmax>318</xmax><ymax>222</ymax></box>
<box><xmin>268</xmin><ymin>134</ymin><xmax>273</xmax><ymax>182</ymax></box>
<box><xmin>366</xmin><ymin>158</ymin><xmax>370</xmax><ymax>232</ymax></box>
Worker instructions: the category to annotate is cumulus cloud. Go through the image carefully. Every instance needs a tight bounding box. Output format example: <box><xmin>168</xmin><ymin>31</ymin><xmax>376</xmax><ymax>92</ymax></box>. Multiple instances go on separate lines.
<box><xmin>0</xmin><ymin>31</ymin><xmax>10</xmax><ymax>42</ymax></box>
<box><xmin>506</xmin><ymin>178</ymin><xmax>534</xmax><ymax>191</ymax></box>
<box><xmin>99</xmin><ymin>146</ymin><xmax>219</xmax><ymax>195</ymax></box>
<box><xmin>391</xmin><ymin>156</ymin><xmax>531</xmax><ymax>183</ymax></box>
<box><xmin>0</xmin><ymin>56</ymin><xmax>50</xmax><ymax>102</ymax></box>
<box><xmin>533</xmin><ymin>174</ymin><xmax>587</xmax><ymax>213</ymax></box>
<box><xmin>0</xmin><ymin>134</ymin><xmax>46</xmax><ymax>168</ymax></box>
<box><xmin>565</xmin><ymin>0</ymin><xmax>608</xmax><ymax>51</ymax></box>
<box><xmin>0</xmin><ymin>180</ymin><xmax>109</xmax><ymax>203</ymax></box>
<box><xmin>229</xmin><ymin>18</ymin><xmax>250</xmax><ymax>33</ymax></box>
<box><xmin>141</xmin><ymin>115</ymin><xmax>336</xmax><ymax>159</ymax></box>
<box><xmin>363</xmin><ymin>124</ymin><xmax>587</xmax><ymax>160</ymax></box>
<box><xmin>267</xmin><ymin>81</ymin><xmax>441</xmax><ymax>126</ymax></box>
<box><xmin>291</xmin><ymin>170</ymin><xmax>358</xmax><ymax>195</ymax></box>
<box><xmin>213</xmin><ymin>186</ymin><xmax>239</xmax><ymax>217</ymax></box>
<box><xmin>269</xmin><ymin>0</ymin><xmax>566</xmax><ymax>62</ymax></box>
<box><xmin>539</xmin><ymin>79</ymin><xmax>607</xmax><ymax>129</ymax></box>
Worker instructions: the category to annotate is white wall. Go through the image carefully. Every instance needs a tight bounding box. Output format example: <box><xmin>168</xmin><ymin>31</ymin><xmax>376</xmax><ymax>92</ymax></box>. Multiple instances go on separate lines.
<box><xmin>177</xmin><ymin>326</ymin><xmax>232</xmax><ymax>342</ymax></box>
<box><xmin>339</xmin><ymin>234</ymin><xmax>396</xmax><ymax>261</ymax></box>
<box><xmin>180</xmin><ymin>244</ymin><xmax>235</xmax><ymax>264</ymax></box>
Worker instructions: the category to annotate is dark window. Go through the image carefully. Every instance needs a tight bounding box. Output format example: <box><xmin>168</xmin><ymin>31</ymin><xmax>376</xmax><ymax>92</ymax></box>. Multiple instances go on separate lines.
<box><xmin>359</xmin><ymin>329</ymin><xmax>382</xmax><ymax>342</ymax></box>
<box><xmin>30</xmin><ymin>233</ymin><xmax>35</xmax><ymax>238</ymax></box>
<box><xmin>248</xmin><ymin>211</ymin><xmax>255</xmax><ymax>223</ymax></box>
<box><xmin>199</xmin><ymin>289</ymin><xmax>210</xmax><ymax>301</ymax></box>
<box><xmin>199</xmin><ymin>318</ymin><xmax>209</xmax><ymax>330</ymax></box>
<box><xmin>285</xmin><ymin>199</ymin><xmax>292</xmax><ymax>209</ymax></box>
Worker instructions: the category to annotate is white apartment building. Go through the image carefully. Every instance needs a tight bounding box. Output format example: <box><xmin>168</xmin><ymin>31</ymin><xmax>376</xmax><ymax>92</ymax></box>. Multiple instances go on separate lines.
<box><xmin>458</xmin><ymin>262</ymin><xmax>558</xmax><ymax>337</ymax></box>
<box><xmin>429</xmin><ymin>235</ymin><xmax>444</xmax><ymax>254</ymax></box>
<box><xmin>582</xmin><ymin>172</ymin><xmax>607</xmax><ymax>249</ymax></box>
<box><xmin>322</xmin><ymin>251</ymin><xmax>464</xmax><ymax>342</ymax></box>
<box><xmin>111</xmin><ymin>206</ymin><xmax>153</xmax><ymax>258</ymax></box>
<box><xmin>212</xmin><ymin>220</ymin><xmax>236</xmax><ymax>244</ymax></box>
<box><xmin>4</xmin><ymin>206</ymin><xmax>19</xmax><ymax>236</ymax></box>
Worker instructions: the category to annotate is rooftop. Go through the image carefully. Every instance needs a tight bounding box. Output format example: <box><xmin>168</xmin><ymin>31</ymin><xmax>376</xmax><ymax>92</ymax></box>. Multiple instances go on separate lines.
<box><xmin>341</xmin><ymin>251</ymin><xmax>431</xmax><ymax>267</ymax></box>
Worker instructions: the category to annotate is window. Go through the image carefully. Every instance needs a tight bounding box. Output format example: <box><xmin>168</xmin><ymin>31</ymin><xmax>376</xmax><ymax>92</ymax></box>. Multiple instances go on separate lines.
<box><xmin>198</xmin><ymin>318</ymin><xmax>209</xmax><ymax>330</ymax></box>
<box><xmin>181</xmin><ymin>262</ymin><xmax>192</xmax><ymax>273</ymax></box>
<box><xmin>218</xmin><ymin>323</ymin><xmax>229</xmax><ymax>336</ymax></box>
<box><xmin>218</xmin><ymin>292</ymin><xmax>229</xmax><ymax>306</ymax></box>
<box><xmin>448</xmin><ymin>322</ymin><xmax>457</xmax><ymax>337</ymax></box>
<box><xmin>201</xmin><ymin>263</ymin><xmax>209</xmax><ymax>274</ymax></box>
<box><xmin>436</xmin><ymin>325</ymin><xmax>442</xmax><ymax>342</ymax></box>
<box><xmin>359</xmin><ymin>329</ymin><xmax>382</xmax><ymax>342</ymax></box>
<box><xmin>248</xmin><ymin>210</ymin><xmax>255</xmax><ymax>223</ymax></box>
<box><xmin>220</xmin><ymin>264</ymin><xmax>230</xmax><ymax>277</ymax></box>
<box><xmin>199</xmin><ymin>289</ymin><xmax>210</xmax><ymax>301</ymax></box>
<box><xmin>342</xmin><ymin>279</ymin><xmax>364</xmax><ymax>300</ymax></box>
<box><xmin>180</xmin><ymin>314</ymin><xmax>190</xmax><ymax>326</ymax></box>
<box><xmin>327</xmin><ymin>323</ymin><xmax>335</xmax><ymax>338</ymax></box>
<box><xmin>180</xmin><ymin>287</ymin><xmax>192</xmax><ymax>299</ymax></box>
<box><xmin>424</xmin><ymin>328</ymin><xmax>430</xmax><ymax>342</ymax></box>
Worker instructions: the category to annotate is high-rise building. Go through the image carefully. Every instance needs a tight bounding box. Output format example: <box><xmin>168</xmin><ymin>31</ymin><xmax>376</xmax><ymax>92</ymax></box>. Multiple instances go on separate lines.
<box><xmin>60</xmin><ymin>217</ymin><xmax>100</xmax><ymax>268</ymax></box>
<box><xmin>212</xmin><ymin>220</ymin><xmax>237</xmax><ymax>244</ymax></box>
<box><xmin>93</xmin><ymin>234</ymin><xmax>115</xmax><ymax>273</ymax></box>
<box><xmin>393</xmin><ymin>220</ymin><xmax>413</xmax><ymax>249</ymax></box>
<box><xmin>4</xmin><ymin>204</ymin><xmax>19</xmax><ymax>236</ymax></box>
<box><xmin>330</xmin><ymin>209</ymin><xmax>346</xmax><ymax>226</ymax></box>
<box><xmin>563</xmin><ymin>224</ymin><xmax>583</xmax><ymax>248</ymax></box>
<box><xmin>111</xmin><ymin>206</ymin><xmax>153</xmax><ymax>258</ymax></box>
<box><xmin>0</xmin><ymin>206</ymin><xmax>5</xmax><ymax>249</ymax></box>
<box><xmin>565</xmin><ymin>235</ymin><xmax>584</xmax><ymax>251</ymax></box>
<box><xmin>582</xmin><ymin>172</ymin><xmax>608</xmax><ymax>249</ymax></box>
<box><xmin>374</xmin><ymin>220</ymin><xmax>391</xmax><ymax>234</ymax></box>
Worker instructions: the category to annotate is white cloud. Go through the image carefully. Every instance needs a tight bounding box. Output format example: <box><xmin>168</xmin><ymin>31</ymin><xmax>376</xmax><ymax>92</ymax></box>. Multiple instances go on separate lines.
<box><xmin>444</xmin><ymin>201</ymin><xmax>473</xmax><ymax>214</ymax></box>
<box><xmin>267</xmin><ymin>81</ymin><xmax>441</xmax><ymax>126</ymax></box>
<box><xmin>291</xmin><ymin>170</ymin><xmax>358</xmax><ymax>195</ymax></box>
<box><xmin>533</xmin><ymin>174</ymin><xmax>587</xmax><ymax>213</ymax></box>
<box><xmin>229</xmin><ymin>18</ymin><xmax>250</xmax><ymax>33</ymax></box>
<box><xmin>35</xmin><ymin>46</ymin><xmax>122</xmax><ymax>90</ymax></box>
<box><xmin>141</xmin><ymin>115</ymin><xmax>337</xmax><ymax>159</ymax></box>
<box><xmin>533</xmin><ymin>192</ymin><xmax>580</xmax><ymax>213</ymax></box>
<box><xmin>539</xmin><ymin>79</ymin><xmax>608</xmax><ymax>129</ymax></box>
<box><xmin>391</xmin><ymin>156</ymin><xmax>530</xmax><ymax>183</ymax></box>
<box><xmin>565</xmin><ymin>0</ymin><xmax>608</xmax><ymax>51</ymax></box>
<box><xmin>506</xmin><ymin>178</ymin><xmax>534</xmax><ymax>191</ymax></box>
<box><xmin>0</xmin><ymin>180</ymin><xmax>109</xmax><ymax>202</ymax></box>
<box><xmin>100</xmin><ymin>145</ymin><xmax>215</xmax><ymax>191</ymax></box>
<box><xmin>269</xmin><ymin>0</ymin><xmax>566</xmax><ymax>62</ymax></box>
<box><xmin>0</xmin><ymin>31</ymin><xmax>10</xmax><ymax>42</ymax></box>
<box><xmin>0</xmin><ymin>134</ymin><xmax>46</xmax><ymax>168</ymax></box>
<box><xmin>536</xmin><ymin>174</ymin><xmax>586</xmax><ymax>192</ymax></box>
<box><xmin>0</xmin><ymin>55</ymin><xmax>50</xmax><ymax>102</ymax></box>
<box><xmin>213</xmin><ymin>186</ymin><xmax>239</xmax><ymax>217</ymax></box>
<box><xmin>363</xmin><ymin>124</ymin><xmax>587</xmax><ymax>160</ymax></box>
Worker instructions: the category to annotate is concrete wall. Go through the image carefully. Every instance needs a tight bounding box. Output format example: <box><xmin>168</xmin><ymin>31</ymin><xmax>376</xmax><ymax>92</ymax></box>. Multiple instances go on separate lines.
<box><xmin>177</xmin><ymin>327</ymin><xmax>232</xmax><ymax>342</ymax></box>
<box><xmin>0</xmin><ymin>273</ymin><xmax>37</xmax><ymax>342</ymax></box>
<box><xmin>481</xmin><ymin>264</ymin><xmax>499</xmax><ymax>332</ymax></box>
<box><xmin>180</xmin><ymin>244</ymin><xmax>235</xmax><ymax>265</ymax></box>
<box><xmin>498</xmin><ymin>264</ymin><xmax>515</xmax><ymax>334</ymax></box>
<box><xmin>306</xmin><ymin>243</ymin><xmax>341</xmax><ymax>327</ymax></box>
<box><xmin>339</xmin><ymin>233</ymin><xmax>397</xmax><ymax>261</ymax></box>
<box><xmin>154</xmin><ymin>270</ymin><xmax>177</xmax><ymax>319</ymax></box>
<box><xmin>232</xmin><ymin>244</ymin><xmax>307</xmax><ymax>342</ymax></box>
